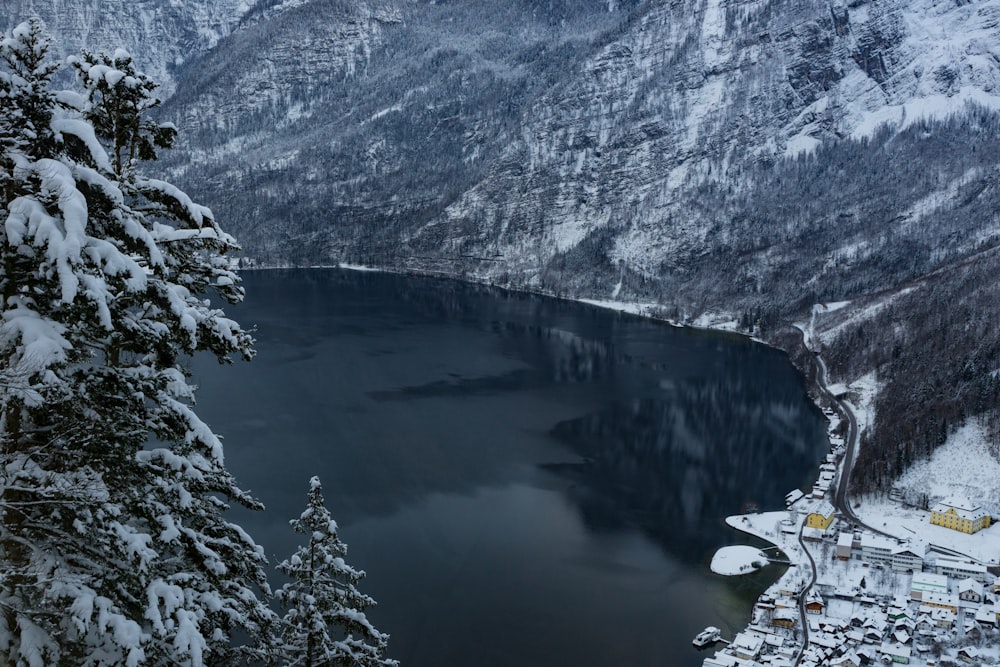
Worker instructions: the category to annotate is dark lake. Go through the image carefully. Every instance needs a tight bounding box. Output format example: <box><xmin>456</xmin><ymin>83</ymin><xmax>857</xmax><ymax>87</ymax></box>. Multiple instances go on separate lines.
<box><xmin>192</xmin><ymin>268</ymin><xmax>828</xmax><ymax>667</ymax></box>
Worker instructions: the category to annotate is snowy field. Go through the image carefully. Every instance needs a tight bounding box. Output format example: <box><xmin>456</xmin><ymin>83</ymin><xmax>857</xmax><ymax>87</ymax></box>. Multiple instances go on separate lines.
<box><xmin>892</xmin><ymin>420</ymin><xmax>1000</xmax><ymax>516</ymax></box>
<box><xmin>711</xmin><ymin>545</ymin><xmax>770</xmax><ymax>576</ymax></box>
<box><xmin>852</xmin><ymin>419</ymin><xmax>1000</xmax><ymax>564</ymax></box>
<box><xmin>853</xmin><ymin>496</ymin><xmax>1000</xmax><ymax>566</ymax></box>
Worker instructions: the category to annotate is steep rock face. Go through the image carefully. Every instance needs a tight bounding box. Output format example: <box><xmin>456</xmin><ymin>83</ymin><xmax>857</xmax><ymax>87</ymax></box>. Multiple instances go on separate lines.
<box><xmin>410</xmin><ymin>0</ymin><xmax>1000</xmax><ymax>294</ymax></box>
<box><xmin>3</xmin><ymin>0</ymin><xmax>251</xmax><ymax>95</ymax></box>
<box><xmin>157</xmin><ymin>0</ymin><xmax>641</xmax><ymax>263</ymax></box>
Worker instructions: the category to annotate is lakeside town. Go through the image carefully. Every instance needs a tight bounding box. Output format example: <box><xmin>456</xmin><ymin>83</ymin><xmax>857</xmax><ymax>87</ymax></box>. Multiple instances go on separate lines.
<box><xmin>701</xmin><ymin>399</ymin><xmax>1000</xmax><ymax>667</ymax></box>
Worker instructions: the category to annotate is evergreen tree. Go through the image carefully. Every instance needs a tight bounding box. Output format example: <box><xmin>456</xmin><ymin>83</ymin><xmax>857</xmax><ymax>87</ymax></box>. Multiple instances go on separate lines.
<box><xmin>0</xmin><ymin>21</ymin><xmax>276</xmax><ymax>665</ymax></box>
<box><xmin>277</xmin><ymin>477</ymin><xmax>397</xmax><ymax>667</ymax></box>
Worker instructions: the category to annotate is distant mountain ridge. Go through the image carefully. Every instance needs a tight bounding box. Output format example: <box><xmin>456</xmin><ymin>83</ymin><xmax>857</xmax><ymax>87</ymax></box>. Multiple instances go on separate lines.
<box><xmin>5</xmin><ymin>0</ymin><xmax>1000</xmax><ymax>489</ymax></box>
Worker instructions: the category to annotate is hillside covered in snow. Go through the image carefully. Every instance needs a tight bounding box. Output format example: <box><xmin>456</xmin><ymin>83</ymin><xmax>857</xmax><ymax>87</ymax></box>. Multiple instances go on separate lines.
<box><xmin>6</xmin><ymin>0</ymin><xmax>1000</xmax><ymax>491</ymax></box>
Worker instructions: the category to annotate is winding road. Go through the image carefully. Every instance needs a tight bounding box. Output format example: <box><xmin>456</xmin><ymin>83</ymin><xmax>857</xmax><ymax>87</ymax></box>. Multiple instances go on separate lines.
<box><xmin>794</xmin><ymin>322</ymin><xmax>893</xmax><ymax>538</ymax></box>
<box><xmin>793</xmin><ymin>522</ymin><xmax>818</xmax><ymax>666</ymax></box>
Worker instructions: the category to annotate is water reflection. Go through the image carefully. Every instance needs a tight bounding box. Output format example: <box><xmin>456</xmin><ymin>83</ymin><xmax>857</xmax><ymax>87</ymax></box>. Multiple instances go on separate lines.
<box><xmin>193</xmin><ymin>268</ymin><xmax>828</xmax><ymax>667</ymax></box>
<box><xmin>549</xmin><ymin>376</ymin><xmax>822</xmax><ymax>561</ymax></box>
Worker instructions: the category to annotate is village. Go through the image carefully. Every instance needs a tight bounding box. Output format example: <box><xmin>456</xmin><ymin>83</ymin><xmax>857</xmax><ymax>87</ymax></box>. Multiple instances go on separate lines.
<box><xmin>701</xmin><ymin>408</ymin><xmax>1000</xmax><ymax>667</ymax></box>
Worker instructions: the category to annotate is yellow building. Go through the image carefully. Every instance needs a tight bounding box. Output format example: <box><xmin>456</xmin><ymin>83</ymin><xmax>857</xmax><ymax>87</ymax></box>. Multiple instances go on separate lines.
<box><xmin>806</xmin><ymin>502</ymin><xmax>836</xmax><ymax>530</ymax></box>
<box><xmin>929</xmin><ymin>500</ymin><xmax>991</xmax><ymax>534</ymax></box>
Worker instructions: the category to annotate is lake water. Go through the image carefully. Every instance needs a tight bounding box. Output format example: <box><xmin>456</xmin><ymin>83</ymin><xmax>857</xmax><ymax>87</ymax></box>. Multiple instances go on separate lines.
<box><xmin>192</xmin><ymin>268</ymin><xmax>828</xmax><ymax>666</ymax></box>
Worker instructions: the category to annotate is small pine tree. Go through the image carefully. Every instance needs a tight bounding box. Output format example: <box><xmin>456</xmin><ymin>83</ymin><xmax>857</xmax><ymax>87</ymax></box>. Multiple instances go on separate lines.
<box><xmin>277</xmin><ymin>477</ymin><xmax>397</xmax><ymax>667</ymax></box>
<box><xmin>1</xmin><ymin>21</ymin><xmax>276</xmax><ymax>665</ymax></box>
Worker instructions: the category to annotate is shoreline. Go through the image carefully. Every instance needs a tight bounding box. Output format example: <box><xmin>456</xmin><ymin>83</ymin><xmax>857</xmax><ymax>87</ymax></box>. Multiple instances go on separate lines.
<box><xmin>243</xmin><ymin>263</ymin><xmax>999</xmax><ymax>666</ymax></box>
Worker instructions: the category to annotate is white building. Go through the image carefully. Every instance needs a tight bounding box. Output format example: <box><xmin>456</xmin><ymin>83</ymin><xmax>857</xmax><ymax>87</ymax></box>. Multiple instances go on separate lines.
<box><xmin>958</xmin><ymin>578</ymin><xmax>984</xmax><ymax>603</ymax></box>
<box><xmin>860</xmin><ymin>534</ymin><xmax>895</xmax><ymax>567</ymax></box>
<box><xmin>890</xmin><ymin>542</ymin><xmax>925</xmax><ymax>573</ymax></box>
<box><xmin>910</xmin><ymin>572</ymin><xmax>949</xmax><ymax>601</ymax></box>
<box><xmin>932</xmin><ymin>556</ymin><xmax>988</xmax><ymax>583</ymax></box>
<box><xmin>836</xmin><ymin>533</ymin><xmax>855</xmax><ymax>560</ymax></box>
<box><xmin>730</xmin><ymin>631</ymin><xmax>764</xmax><ymax>660</ymax></box>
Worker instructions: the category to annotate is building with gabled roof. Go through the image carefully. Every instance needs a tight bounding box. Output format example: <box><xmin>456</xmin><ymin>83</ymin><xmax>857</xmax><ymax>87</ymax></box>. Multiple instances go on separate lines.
<box><xmin>806</xmin><ymin>501</ymin><xmax>836</xmax><ymax>531</ymax></box>
<box><xmin>958</xmin><ymin>577</ymin><xmax>984</xmax><ymax>603</ymax></box>
<box><xmin>921</xmin><ymin>592</ymin><xmax>959</xmax><ymax>613</ymax></box>
<box><xmin>929</xmin><ymin>498</ymin><xmax>991</xmax><ymax>534</ymax></box>
<box><xmin>730</xmin><ymin>630</ymin><xmax>764</xmax><ymax>660</ymax></box>
<box><xmin>890</xmin><ymin>542</ymin><xmax>925</xmax><ymax>573</ymax></box>
<box><xmin>860</xmin><ymin>533</ymin><xmax>895</xmax><ymax>567</ymax></box>
<box><xmin>975</xmin><ymin>604</ymin><xmax>997</xmax><ymax>626</ymax></box>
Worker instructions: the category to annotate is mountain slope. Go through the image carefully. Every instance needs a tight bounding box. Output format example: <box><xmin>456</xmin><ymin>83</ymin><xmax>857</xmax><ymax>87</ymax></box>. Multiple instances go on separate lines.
<box><xmin>5</xmin><ymin>0</ymin><xmax>1000</xmax><ymax>489</ymax></box>
<box><xmin>4</xmin><ymin>0</ymin><xmax>251</xmax><ymax>95</ymax></box>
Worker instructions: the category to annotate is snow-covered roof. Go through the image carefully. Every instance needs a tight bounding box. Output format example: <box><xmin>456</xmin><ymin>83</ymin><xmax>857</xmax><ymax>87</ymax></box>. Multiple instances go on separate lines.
<box><xmin>911</xmin><ymin>572</ymin><xmax>949</xmax><ymax>593</ymax></box>
<box><xmin>931</xmin><ymin>498</ymin><xmax>988</xmax><ymax>520</ymax></box>
<box><xmin>891</xmin><ymin>541</ymin><xmax>926</xmax><ymax>556</ymax></box>
<box><xmin>923</xmin><ymin>592</ymin><xmax>959</xmax><ymax>607</ymax></box>
<box><xmin>837</xmin><ymin>532</ymin><xmax>854</xmax><ymax>547</ymax></box>
<box><xmin>860</xmin><ymin>533</ymin><xmax>896</xmax><ymax>549</ymax></box>
<box><xmin>975</xmin><ymin>604</ymin><xmax>998</xmax><ymax>622</ymax></box>
<box><xmin>878</xmin><ymin>642</ymin><xmax>911</xmax><ymax>659</ymax></box>
<box><xmin>933</xmin><ymin>556</ymin><xmax>987</xmax><ymax>574</ymax></box>
<box><xmin>959</xmin><ymin>578</ymin><xmax>984</xmax><ymax>594</ymax></box>
<box><xmin>731</xmin><ymin>630</ymin><xmax>764</xmax><ymax>655</ymax></box>
<box><xmin>809</xmin><ymin>501</ymin><xmax>835</xmax><ymax>518</ymax></box>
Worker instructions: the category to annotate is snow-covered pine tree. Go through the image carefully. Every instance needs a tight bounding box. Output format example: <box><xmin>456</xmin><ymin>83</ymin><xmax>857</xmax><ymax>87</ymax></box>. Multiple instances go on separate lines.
<box><xmin>277</xmin><ymin>477</ymin><xmax>397</xmax><ymax>667</ymax></box>
<box><xmin>0</xmin><ymin>21</ymin><xmax>276</xmax><ymax>666</ymax></box>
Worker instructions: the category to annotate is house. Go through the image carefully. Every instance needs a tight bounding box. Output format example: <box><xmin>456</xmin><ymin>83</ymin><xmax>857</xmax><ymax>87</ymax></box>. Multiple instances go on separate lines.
<box><xmin>929</xmin><ymin>499</ymin><xmax>991</xmax><ymax>534</ymax></box>
<box><xmin>910</xmin><ymin>572</ymin><xmax>949</xmax><ymax>601</ymax></box>
<box><xmin>878</xmin><ymin>642</ymin><xmax>911</xmax><ymax>664</ymax></box>
<box><xmin>887</xmin><ymin>606</ymin><xmax>909</xmax><ymax>621</ymax></box>
<box><xmin>921</xmin><ymin>592</ymin><xmax>959</xmax><ymax>613</ymax></box>
<box><xmin>929</xmin><ymin>607</ymin><xmax>956</xmax><ymax>628</ymax></box>
<box><xmin>993</xmin><ymin>575</ymin><xmax>1000</xmax><ymax>594</ymax></box>
<box><xmin>730</xmin><ymin>631</ymin><xmax>765</xmax><ymax>660</ymax></box>
<box><xmin>890</xmin><ymin>543</ymin><xmax>925</xmax><ymax>573</ymax></box>
<box><xmin>806</xmin><ymin>590</ymin><xmax>825</xmax><ymax>615</ymax></box>
<box><xmin>863</xmin><ymin>627</ymin><xmax>884</xmax><ymax>644</ymax></box>
<box><xmin>914</xmin><ymin>614</ymin><xmax>936</xmax><ymax>636</ymax></box>
<box><xmin>763</xmin><ymin>634</ymin><xmax>785</xmax><ymax>652</ymax></box>
<box><xmin>836</xmin><ymin>532</ymin><xmax>855</xmax><ymax>560</ymax></box>
<box><xmin>974</xmin><ymin>604</ymin><xmax>997</xmax><ymax>626</ymax></box>
<box><xmin>806</xmin><ymin>502</ymin><xmax>836</xmax><ymax>531</ymax></box>
<box><xmin>772</xmin><ymin>607</ymin><xmax>798</xmax><ymax>628</ymax></box>
<box><xmin>957</xmin><ymin>577</ymin><xmax>983</xmax><ymax>603</ymax></box>
<box><xmin>829</xmin><ymin>651</ymin><xmax>862</xmax><ymax>667</ymax></box>
<box><xmin>701</xmin><ymin>654</ymin><xmax>743</xmax><ymax>667</ymax></box>
<box><xmin>958</xmin><ymin>647</ymin><xmax>981</xmax><ymax>664</ymax></box>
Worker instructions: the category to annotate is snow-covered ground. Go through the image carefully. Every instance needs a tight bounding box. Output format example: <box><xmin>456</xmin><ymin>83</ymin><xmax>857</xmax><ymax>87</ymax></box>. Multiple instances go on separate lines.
<box><xmin>711</xmin><ymin>545</ymin><xmax>770</xmax><ymax>576</ymax></box>
<box><xmin>850</xmin><ymin>420</ymin><xmax>1000</xmax><ymax>565</ymax></box>
<box><xmin>891</xmin><ymin>420</ymin><xmax>1000</xmax><ymax>517</ymax></box>
<box><xmin>827</xmin><ymin>372</ymin><xmax>880</xmax><ymax>440</ymax></box>
<box><xmin>576</xmin><ymin>297</ymin><xmax>675</xmax><ymax>320</ymax></box>
<box><xmin>853</xmin><ymin>496</ymin><xmax>1000</xmax><ymax>566</ymax></box>
<box><xmin>725</xmin><ymin>510</ymin><xmax>812</xmax><ymax>574</ymax></box>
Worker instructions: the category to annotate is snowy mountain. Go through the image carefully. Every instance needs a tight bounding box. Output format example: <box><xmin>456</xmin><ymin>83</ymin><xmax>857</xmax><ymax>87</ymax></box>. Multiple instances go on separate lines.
<box><xmin>4</xmin><ymin>0</ymin><xmax>251</xmax><ymax>95</ymax></box>
<box><xmin>5</xmin><ymin>0</ymin><xmax>1000</xmax><ymax>485</ymax></box>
